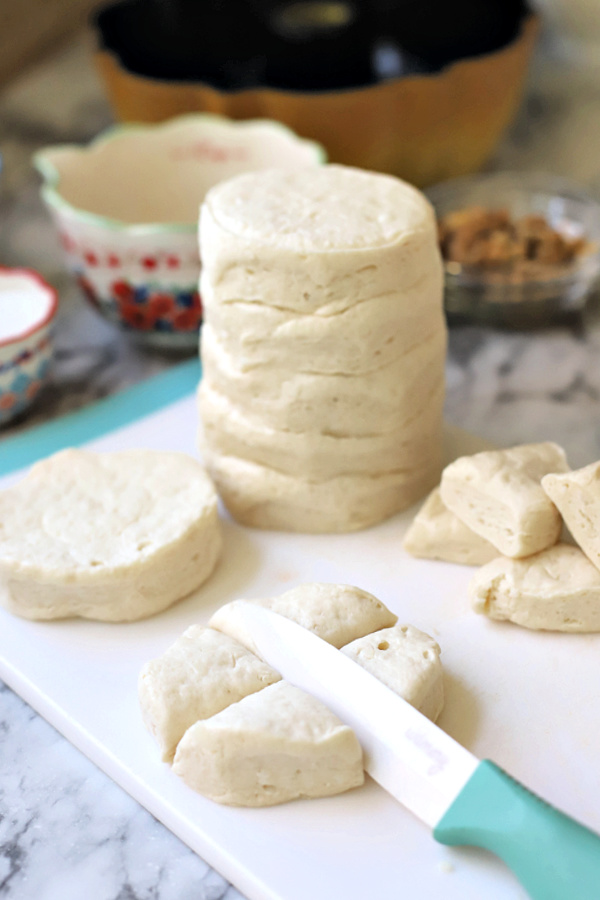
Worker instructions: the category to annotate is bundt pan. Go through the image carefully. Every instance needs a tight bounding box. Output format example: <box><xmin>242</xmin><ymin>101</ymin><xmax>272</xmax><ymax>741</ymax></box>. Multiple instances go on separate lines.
<box><xmin>93</xmin><ymin>0</ymin><xmax>538</xmax><ymax>187</ymax></box>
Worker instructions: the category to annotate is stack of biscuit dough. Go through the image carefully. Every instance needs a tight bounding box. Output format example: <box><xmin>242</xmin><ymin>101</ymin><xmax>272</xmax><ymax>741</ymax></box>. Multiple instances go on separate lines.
<box><xmin>198</xmin><ymin>164</ymin><xmax>446</xmax><ymax>532</ymax></box>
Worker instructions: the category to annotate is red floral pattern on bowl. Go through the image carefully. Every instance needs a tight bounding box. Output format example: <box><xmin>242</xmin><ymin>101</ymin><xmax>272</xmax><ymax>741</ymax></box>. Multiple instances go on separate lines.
<box><xmin>59</xmin><ymin>225</ymin><xmax>203</xmax><ymax>349</ymax></box>
<box><xmin>77</xmin><ymin>273</ymin><xmax>203</xmax><ymax>338</ymax></box>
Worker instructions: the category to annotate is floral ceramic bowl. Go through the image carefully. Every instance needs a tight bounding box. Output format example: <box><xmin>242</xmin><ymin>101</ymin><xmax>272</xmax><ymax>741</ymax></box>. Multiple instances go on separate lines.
<box><xmin>34</xmin><ymin>114</ymin><xmax>325</xmax><ymax>350</ymax></box>
<box><xmin>0</xmin><ymin>267</ymin><xmax>58</xmax><ymax>425</ymax></box>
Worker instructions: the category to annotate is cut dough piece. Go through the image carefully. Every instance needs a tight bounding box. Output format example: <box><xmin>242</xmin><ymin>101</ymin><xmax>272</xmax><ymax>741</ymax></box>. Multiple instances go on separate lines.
<box><xmin>201</xmin><ymin>326</ymin><xmax>446</xmax><ymax>437</ymax></box>
<box><xmin>342</xmin><ymin>623</ymin><xmax>444</xmax><ymax>721</ymax></box>
<box><xmin>204</xmin><ymin>451</ymin><xmax>441</xmax><ymax>533</ymax></box>
<box><xmin>542</xmin><ymin>462</ymin><xmax>600</xmax><ymax>573</ymax></box>
<box><xmin>403</xmin><ymin>488</ymin><xmax>498</xmax><ymax>566</ymax></box>
<box><xmin>139</xmin><ymin>626</ymin><xmax>280</xmax><ymax>761</ymax></box>
<box><xmin>140</xmin><ymin>583</ymin><xmax>447</xmax><ymax>807</ymax></box>
<box><xmin>470</xmin><ymin>543</ymin><xmax>600</xmax><ymax>632</ymax></box>
<box><xmin>0</xmin><ymin>449</ymin><xmax>222</xmax><ymax>622</ymax></box>
<box><xmin>199</xmin><ymin>381</ymin><xmax>444</xmax><ymax>480</ymax></box>
<box><xmin>172</xmin><ymin>681</ymin><xmax>364</xmax><ymax>806</ymax></box>
<box><xmin>210</xmin><ymin>583</ymin><xmax>397</xmax><ymax>650</ymax></box>
<box><xmin>440</xmin><ymin>442</ymin><xmax>569</xmax><ymax>558</ymax></box>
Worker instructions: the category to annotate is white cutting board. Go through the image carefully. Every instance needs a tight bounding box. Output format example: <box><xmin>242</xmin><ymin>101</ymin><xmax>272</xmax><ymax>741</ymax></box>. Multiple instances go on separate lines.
<box><xmin>1</xmin><ymin>388</ymin><xmax>599</xmax><ymax>900</ymax></box>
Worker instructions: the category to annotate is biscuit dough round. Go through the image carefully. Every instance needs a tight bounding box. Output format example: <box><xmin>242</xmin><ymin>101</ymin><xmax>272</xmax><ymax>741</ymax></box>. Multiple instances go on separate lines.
<box><xmin>201</xmin><ymin>284</ymin><xmax>443</xmax><ymax>376</ymax></box>
<box><xmin>199</xmin><ymin>382</ymin><xmax>444</xmax><ymax>480</ymax></box>
<box><xmin>201</xmin><ymin>327</ymin><xmax>446</xmax><ymax>437</ymax></box>
<box><xmin>203</xmin><ymin>165</ymin><xmax>435</xmax><ymax>253</ymax></box>
<box><xmin>203</xmin><ymin>451</ymin><xmax>442</xmax><ymax>533</ymax></box>
<box><xmin>0</xmin><ymin>449</ymin><xmax>222</xmax><ymax>621</ymax></box>
<box><xmin>200</xmin><ymin>166</ymin><xmax>442</xmax><ymax>315</ymax></box>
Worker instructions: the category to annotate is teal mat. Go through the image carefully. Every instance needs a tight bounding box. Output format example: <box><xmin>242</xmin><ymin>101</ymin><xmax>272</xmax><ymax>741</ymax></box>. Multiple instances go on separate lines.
<box><xmin>0</xmin><ymin>358</ymin><xmax>201</xmax><ymax>477</ymax></box>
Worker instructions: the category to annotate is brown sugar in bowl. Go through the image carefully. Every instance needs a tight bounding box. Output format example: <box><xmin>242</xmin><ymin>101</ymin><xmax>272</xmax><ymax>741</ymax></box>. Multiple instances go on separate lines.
<box><xmin>94</xmin><ymin>15</ymin><xmax>538</xmax><ymax>188</ymax></box>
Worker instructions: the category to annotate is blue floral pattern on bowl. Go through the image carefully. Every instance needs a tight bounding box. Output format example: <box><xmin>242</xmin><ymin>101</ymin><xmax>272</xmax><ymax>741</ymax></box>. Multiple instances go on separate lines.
<box><xmin>77</xmin><ymin>271</ymin><xmax>203</xmax><ymax>345</ymax></box>
<box><xmin>0</xmin><ymin>352</ymin><xmax>52</xmax><ymax>424</ymax></box>
<box><xmin>0</xmin><ymin>267</ymin><xmax>57</xmax><ymax>427</ymax></box>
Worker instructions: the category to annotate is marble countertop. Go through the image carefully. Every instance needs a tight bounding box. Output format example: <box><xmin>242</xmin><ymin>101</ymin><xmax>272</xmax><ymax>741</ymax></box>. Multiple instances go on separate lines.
<box><xmin>2</xmin><ymin>26</ymin><xmax>600</xmax><ymax>900</ymax></box>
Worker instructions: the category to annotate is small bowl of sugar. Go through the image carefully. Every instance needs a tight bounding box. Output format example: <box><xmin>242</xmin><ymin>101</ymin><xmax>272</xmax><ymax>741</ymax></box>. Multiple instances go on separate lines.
<box><xmin>0</xmin><ymin>267</ymin><xmax>58</xmax><ymax>426</ymax></box>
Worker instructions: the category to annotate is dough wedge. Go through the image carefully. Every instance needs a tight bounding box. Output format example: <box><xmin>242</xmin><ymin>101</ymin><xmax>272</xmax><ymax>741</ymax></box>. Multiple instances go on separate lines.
<box><xmin>210</xmin><ymin>583</ymin><xmax>397</xmax><ymax>650</ymax></box>
<box><xmin>542</xmin><ymin>461</ymin><xmax>600</xmax><ymax>573</ymax></box>
<box><xmin>403</xmin><ymin>488</ymin><xmax>498</xmax><ymax>566</ymax></box>
<box><xmin>470</xmin><ymin>543</ymin><xmax>600</xmax><ymax>632</ymax></box>
<box><xmin>172</xmin><ymin>681</ymin><xmax>364</xmax><ymax>807</ymax></box>
<box><xmin>342</xmin><ymin>623</ymin><xmax>444</xmax><ymax>721</ymax></box>
<box><xmin>139</xmin><ymin>626</ymin><xmax>280</xmax><ymax>762</ymax></box>
<box><xmin>440</xmin><ymin>442</ymin><xmax>569</xmax><ymax>558</ymax></box>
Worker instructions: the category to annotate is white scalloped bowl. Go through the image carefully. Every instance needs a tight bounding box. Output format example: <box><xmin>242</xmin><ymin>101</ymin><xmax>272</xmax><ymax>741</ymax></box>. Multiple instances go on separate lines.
<box><xmin>0</xmin><ymin>267</ymin><xmax>58</xmax><ymax>426</ymax></box>
<box><xmin>34</xmin><ymin>114</ymin><xmax>326</xmax><ymax>350</ymax></box>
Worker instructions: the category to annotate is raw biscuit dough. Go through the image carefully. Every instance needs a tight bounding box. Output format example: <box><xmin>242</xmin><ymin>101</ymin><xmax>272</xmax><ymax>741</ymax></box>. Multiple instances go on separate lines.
<box><xmin>199</xmin><ymin>381</ymin><xmax>444</xmax><ymax>480</ymax></box>
<box><xmin>199</xmin><ymin>165</ymin><xmax>443</xmax><ymax>315</ymax></box>
<box><xmin>0</xmin><ymin>449</ymin><xmax>222</xmax><ymax>621</ymax></box>
<box><xmin>542</xmin><ymin>462</ymin><xmax>600</xmax><ymax>573</ymax></box>
<box><xmin>199</xmin><ymin>164</ymin><xmax>446</xmax><ymax>532</ymax></box>
<box><xmin>201</xmin><ymin>286</ymin><xmax>443</xmax><ymax>375</ymax></box>
<box><xmin>403</xmin><ymin>488</ymin><xmax>498</xmax><ymax>566</ymax></box>
<box><xmin>470</xmin><ymin>543</ymin><xmax>600</xmax><ymax>632</ymax></box>
<box><xmin>201</xmin><ymin>327</ymin><xmax>446</xmax><ymax>437</ymax></box>
<box><xmin>138</xmin><ymin>626</ymin><xmax>280</xmax><ymax>761</ymax></box>
<box><xmin>209</xmin><ymin>583</ymin><xmax>397</xmax><ymax>649</ymax></box>
<box><xmin>440</xmin><ymin>442</ymin><xmax>569</xmax><ymax>558</ymax></box>
<box><xmin>141</xmin><ymin>583</ymin><xmax>445</xmax><ymax>806</ymax></box>
<box><xmin>342</xmin><ymin>623</ymin><xmax>444</xmax><ymax>721</ymax></box>
<box><xmin>203</xmin><ymin>451</ymin><xmax>441</xmax><ymax>533</ymax></box>
<box><xmin>172</xmin><ymin>681</ymin><xmax>364</xmax><ymax>807</ymax></box>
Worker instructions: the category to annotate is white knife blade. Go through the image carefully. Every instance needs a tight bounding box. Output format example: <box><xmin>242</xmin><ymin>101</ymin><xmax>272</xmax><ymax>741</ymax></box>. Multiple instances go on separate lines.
<box><xmin>227</xmin><ymin>601</ymin><xmax>478</xmax><ymax>828</ymax></box>
<box><xmin>222</xmin><ymin>603</ymin><xmax>600</xmax><ymax>900</ymax></box>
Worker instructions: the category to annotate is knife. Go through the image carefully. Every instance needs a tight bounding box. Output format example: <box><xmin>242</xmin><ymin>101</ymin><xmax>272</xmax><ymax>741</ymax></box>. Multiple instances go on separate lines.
<box><xmin>227</xmin><ymin>602</ymin><xmax>600</xmax><ymax>900</ymax></box>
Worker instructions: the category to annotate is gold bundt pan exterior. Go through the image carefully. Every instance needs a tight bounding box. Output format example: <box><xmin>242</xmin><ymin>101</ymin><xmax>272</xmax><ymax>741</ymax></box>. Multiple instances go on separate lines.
<box><xmin>95</xmin><ymin>15</ymin><xmax>538</xmax><ymax>188</ymax></box>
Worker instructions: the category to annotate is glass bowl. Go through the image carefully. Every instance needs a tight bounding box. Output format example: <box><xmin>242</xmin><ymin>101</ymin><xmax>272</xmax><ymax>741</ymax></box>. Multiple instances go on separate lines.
<box><xmin>426</xmin><ymin>172</ymin><xmax>600</xmax><ymax>327</ymax></box>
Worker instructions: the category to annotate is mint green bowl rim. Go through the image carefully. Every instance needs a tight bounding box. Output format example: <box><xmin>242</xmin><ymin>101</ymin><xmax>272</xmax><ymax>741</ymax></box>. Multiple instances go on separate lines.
<box><xmin>32</xmin><ymin>113</ymin><xmax>327</xmax><ymax>237</ymax></box>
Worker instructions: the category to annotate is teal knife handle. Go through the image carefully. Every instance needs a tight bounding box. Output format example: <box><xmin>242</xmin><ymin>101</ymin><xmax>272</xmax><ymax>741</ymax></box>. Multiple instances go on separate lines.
<box><xmin>433</xmin><ymin>760</ymin><xmax>600</xmax><ymax>900</ymax></box>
